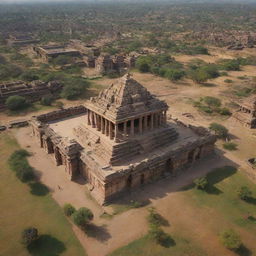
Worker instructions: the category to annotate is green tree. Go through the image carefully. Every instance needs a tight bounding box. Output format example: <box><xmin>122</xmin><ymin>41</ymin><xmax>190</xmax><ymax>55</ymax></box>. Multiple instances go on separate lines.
<box><xmin>63</xmin><ymin>203</ymin><xmax>76</xmax><ymax>217</ymax></box>
<box><xmin>209</xmin><ymin>123</ymin><xmax>228</xmax><ymax>138</ymax></box>
<box><xmin>72</xmin><ymin>207</ymin><xmax>93</xmax><ymax>227</ymax></box>
<box><xmin>194</xmin><ymin>177</ymin><xmax>208</xmax><ymax>190</ymax></box>
<box><xmin>237</xmin><ymin>186</ymin><xmax>252</xmax><ymax>201</ymax></box>
<box><xmin>6</xmin><ymin>95</ymin><xmax>27</xmax><ymax>111</ymax></box>
<box><xmin>21</xmin><ymin>227</ymin><xmax>38</xmax><ymax>245</ymax></box>
<box><xmin>219</xmin><ymin>229</ymin><xmax>242</xmax><ymax>250</ymax></box>
<box><xmin>164</xmin><ymin>69</ymin><xmax>185</xmax><ymax>81</ymax></box>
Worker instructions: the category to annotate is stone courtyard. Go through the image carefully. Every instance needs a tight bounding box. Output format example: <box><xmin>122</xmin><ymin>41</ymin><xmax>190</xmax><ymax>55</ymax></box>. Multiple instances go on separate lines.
<box><xmin>30</xmin><ymin>74</ymin><xmax>216</xmax><ymax>204</ymax></box>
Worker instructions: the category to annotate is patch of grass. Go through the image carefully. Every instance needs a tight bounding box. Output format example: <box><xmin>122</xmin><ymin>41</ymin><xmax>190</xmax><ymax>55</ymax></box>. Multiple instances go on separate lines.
<box><xmin>0</xmin><ymin>132</ymin><xmax>86</xmax><ymax>256</ymax></box>
<box><xmin>108</xmin><ymin>234</ymin><xmax>206</xmax><ymax>256</ymax></box>
<box><xmin>111</xmin><ymin>200</ymin><xmax>144</xmax><ymax>215</ymax></box>
<box><xmin>223</xmin><ymin>142</ymin><xmax>238</xmax><ymax>151</ymax></box>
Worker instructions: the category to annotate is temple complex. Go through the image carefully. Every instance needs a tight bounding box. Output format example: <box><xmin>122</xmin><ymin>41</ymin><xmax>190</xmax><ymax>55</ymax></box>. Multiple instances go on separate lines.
<box><xmin>233</xmin><ymin>95</ymin><xmax>256</xmax><ymax>128</ymax></box>
<box><xmin>30</xmin><ymin>74</ymin><xmax>216</xmax><ymax>204</ymax></box>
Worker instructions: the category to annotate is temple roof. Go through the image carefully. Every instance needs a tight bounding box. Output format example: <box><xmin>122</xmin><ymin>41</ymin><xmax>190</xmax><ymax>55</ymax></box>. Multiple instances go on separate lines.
<box><xmin>86</xmin><ymin>73</ymin><xmax>168</xmax><ymax>122</ymax></box>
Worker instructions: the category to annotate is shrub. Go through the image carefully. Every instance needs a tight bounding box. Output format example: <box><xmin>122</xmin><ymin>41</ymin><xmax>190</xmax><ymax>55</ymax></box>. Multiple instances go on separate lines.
<box><xmin>219</xmin><ymin>229</ymin><xmax>242</xmax><ymax>250</ymax></box>
<box><xmin>8</xmin><ymin>150</ymin><xmax>35</xmax><ymax>183</ymax></box>
<box><xmin>224</xmin><ymin>79</ymin><xmax>233</xmax><ymax>83</ymax></box>
<box><xmin>223</xmin><ymin>142</ymin><xmax>238</xmax><ymax>151</ymax></box>
<box><xmin>55</xmin><ymin>101</ymin><xmax>64</xmax><ymax>109</ymax></box>
<box><xmin>164</xmin><ymin>69</ymin><xmax>185</xmax><ymax>81</ymax></box>
<box><xmin>218</xmin><ymin>59</ymin><xmax>240</xmax><ymax>71</ymax></box>
<box><xmin>6</xmin><ymin>95</ymin><xmax>27</xmax><ymax>111</ymax></box>
<box><xmin>41</xmin><ymin>96</ymin><xmax>53</xmax><ymax>106</ymax></box>
<box><xmin>148</xmin><ymin>225</ymin><xmax>171</xmax><ymax>246</ymax></box>
<box><xmin>21</xmin><ymin>227</ymin><xmax>38</xmax><ymax>245</ymax></box>
<box><xmin>217</xmin><ymin>107</ymin><xmax>231</xmax><ymax>116</ymax></box>
<box><xmin>147</xmin><ymin>208</ymin><xmax>165</xmax><ymax>227</ymax></box>
<box><xmin>63</xmin><ymin>203</ymin><xmax>76</xmax><ymax>217</ymax></box>
<box><xmin>194</xmin><ymin>177</ymin><xmax>208</xmax><ymax>190</ymax></box>
<box><xmin>237</xmin><ymin>186</ymin><xmax>252</xmax><ymax>201</ymax></box>
<box><xmin>72</xmin><ymin>207</ymin><xmax>93</xmax><ymax>227</ymax></box>
<box><xmin>20</xmin><ymin>70</ymin><xmax>40</xmax><ymax>82</ymax></box>
<box><xmin>52</xmin><ymin>55</ymin><xmax>73</xmax><ymax>66</ymax></box>
<box><xmin>204</xmin><ymin>96</ymin><xmax>221</xmax><ymax>108</ymax></box>
<box><xmin>209</xmin><ymin>123</ymin><xmax>228</xmax><ymax>138</ymax></box>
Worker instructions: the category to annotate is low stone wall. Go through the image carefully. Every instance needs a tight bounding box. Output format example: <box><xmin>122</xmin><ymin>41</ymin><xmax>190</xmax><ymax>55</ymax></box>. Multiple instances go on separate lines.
<box><xmin>36</xmin><ymin>106</ymin><xmax>86</xmax><ymax>123</ymax></box>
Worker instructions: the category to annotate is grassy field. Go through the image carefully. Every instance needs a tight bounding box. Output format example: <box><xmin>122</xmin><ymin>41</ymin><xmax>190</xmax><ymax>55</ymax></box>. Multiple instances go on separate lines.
<box><xmin>109</xmin><ymin>166</ymin><xmax>256</xmax><ymax>256</ymax></box>
<box><xmin>0</xmin><ymin>132</ymin><xmax>86</xmax><ymax>256</ymax></box>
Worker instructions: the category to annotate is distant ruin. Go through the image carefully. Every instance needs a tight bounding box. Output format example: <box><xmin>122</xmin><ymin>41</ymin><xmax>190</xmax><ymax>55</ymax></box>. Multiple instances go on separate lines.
<box><xmin>30</xmin><ymin>74</ymin><xmax>216</xmax><ymax>204</ymax></box>
<box><xmin>7</xmin><ymin>34</ymin><xmax>39</xmax><ymax>47</ymax></box>
<box><xmin>0</xmin><ymin>80</ymin><xmax>62</xmax><ymax>111</ymax></box>
<box><xmin>233</xmin><ymin>95</ymin><xmax>256</xmax><ymax>128</ymax></box>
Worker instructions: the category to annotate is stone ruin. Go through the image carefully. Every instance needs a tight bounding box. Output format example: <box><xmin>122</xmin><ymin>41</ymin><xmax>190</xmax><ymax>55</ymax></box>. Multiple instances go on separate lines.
<box><xmin>0</xmin><ymin>80</ymin><xmax>62</xmax><ymax>111</ymax></box>
<box><xmin>7</xmin><ymin>34</ymin><xmax>39</xmax><ymax>47</ymax></box>
<box><xmin>232</xmin><ymin>95</ymin><xmax>256</xmax><ymax>128</ymax></box>
<box><xmin>30</xmin><ymin>74</ymin><xmax>216</xmax><ymax>204</ymax></box>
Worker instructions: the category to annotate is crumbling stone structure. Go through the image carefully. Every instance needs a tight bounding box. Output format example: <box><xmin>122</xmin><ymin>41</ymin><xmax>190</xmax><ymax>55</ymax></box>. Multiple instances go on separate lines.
<box><xmin>233</xmin><ymin>95</ymin><xmax>256</xmax><ymax>128</ymax></box>
<box><xmin>7</xmin><ymin>34</ymin><xmax>39</xmax><ymax>47</ymax></box>
<box><xmin>0</xmin><ymin>80</ymin><xmax>62</xmax><ymax>111</ymax></box>
<box><xmin>33</xmin><ymin>45</ymin><xmax>81</xmax><ymax>61</ymax></box>
<box><xmin>30</xmin><ymin>74</ymin><xmax>216</xmax><ymax>204</ymax></box>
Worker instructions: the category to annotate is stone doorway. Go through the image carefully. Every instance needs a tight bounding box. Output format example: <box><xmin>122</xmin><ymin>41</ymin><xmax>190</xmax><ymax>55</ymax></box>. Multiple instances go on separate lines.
<box><xmin>140</xmin><ymin>174</ymin><xmax>145</xmax><ymax>185</ymax></box>
<box><xmin>188</xmin><ymin>150</ymin><xmax>195</xmax><ymax>164</ymax></box>
<box><xmin>54</xmin><ymin>148</ymin><xmax>63</xmax><ymax>166</ymax></box>
<box><xmin>166</xmin><ymin>158</ymin><xmax>174</xmax><ymax>173</ymax></box>
<box><xmin>126</xmin><ymin>174</ymin><xmax>133</xmax><ymax>188</ymax></box>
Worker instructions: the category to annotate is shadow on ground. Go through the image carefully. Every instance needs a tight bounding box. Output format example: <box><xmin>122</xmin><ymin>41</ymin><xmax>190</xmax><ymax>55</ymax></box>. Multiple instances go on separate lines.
<box><xmin>84</xmin><ymin>223</ymin><xmax>111</xmax><ymax>242</ymax></box>
<box><xmin>237</xmin><ymin>245</ymin><xmax>252</xmax><ymax>256</ymax></box>
<box><xmin>27</xmin><ymin>235</ymin><xmax>66</xmax><ymax>256</ymax></box>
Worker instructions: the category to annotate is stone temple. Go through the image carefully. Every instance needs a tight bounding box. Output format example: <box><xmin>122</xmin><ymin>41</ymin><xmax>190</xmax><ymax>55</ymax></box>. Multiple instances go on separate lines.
<box><xmin>31</xmin><ymin>74</ymin><xmax>216</xmax><ymax>204</ymax></box>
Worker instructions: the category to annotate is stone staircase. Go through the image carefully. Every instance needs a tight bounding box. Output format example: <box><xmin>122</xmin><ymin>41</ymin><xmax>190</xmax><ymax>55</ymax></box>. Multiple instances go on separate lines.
<box><xmin>138</xmin><ymin>127</ymin><xmax>179</xmax><ymax>153</ymax></box>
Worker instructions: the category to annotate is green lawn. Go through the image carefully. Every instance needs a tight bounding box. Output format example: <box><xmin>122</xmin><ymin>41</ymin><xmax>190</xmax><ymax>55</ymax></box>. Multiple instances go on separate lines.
<box><xmin>109</xmin><ymin>166</ymin><xmax>256</xmax><ymax>256</ymax></box>
<box><xmin>109</xmin><ymin>234</ymin><xmax>206</xmax><ymax>256</ymax></box>
<box><xmin>0</xmin><ymin>132</ymin><xmax>86</xmax><ymax>256</ymax></box>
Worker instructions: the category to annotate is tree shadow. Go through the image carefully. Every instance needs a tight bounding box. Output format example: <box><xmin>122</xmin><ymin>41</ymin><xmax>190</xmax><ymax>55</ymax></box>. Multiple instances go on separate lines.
<box><xmin>84</xmin><ymin>223</ymin><xmax>111</xmax><ymax>242</ymax></box>
<box><xmin>200</xmin><ymin>83</ymin><xmax>217</xmax><ymax>87</ymax></box>
<box><xmin>236</xmin><ymin>245</ymin><xmax>252</xmax><ymax>256</ymax></box>
<box><xmin>159</xmin><ymin>235</ymin><xmax>176</xmax><ymax>248</ymax></box>
<box><xmin>29</xmin><ymin>182</ymin><xmax>49</xmax><ymax>196</ymax></box>
<box><xmin>205</xmin><ymin>185</ymin><xmax>223</xmax><ymax>195</ymax></box>
<box><xmin>246</xmin><ymin>197</ymin><xmax>256</xmax><ymax>206</ymax></box>
<box><xmin>27</xmin><ymin>235</ymin><xmax>66</xmax><ymax>256</ymax></box>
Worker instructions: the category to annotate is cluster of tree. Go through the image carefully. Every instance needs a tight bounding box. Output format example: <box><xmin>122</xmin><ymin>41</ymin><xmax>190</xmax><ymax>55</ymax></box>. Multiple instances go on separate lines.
<box><xmin>5</xmin><ymin>95</ymin><xmax>29</xmax><ymax>111</ymax></box>
<box><xmin>193</xmin><ymin>96</ymin><xmax>231</xmax><ymax>116</ymax></box>
<box><xmin>8</xmin><ymin>150</ymin><xmax>35</xmax><ymax>183</ymax></box>
<box><xmin>63</xmin><ymin>203</ymin><xmax>93</xmax><ymax>229</ymax></box>
<box><xmin>136</xmin><ymin>54</ymin><xmax>185</xmax><ymax>81</ymax></box>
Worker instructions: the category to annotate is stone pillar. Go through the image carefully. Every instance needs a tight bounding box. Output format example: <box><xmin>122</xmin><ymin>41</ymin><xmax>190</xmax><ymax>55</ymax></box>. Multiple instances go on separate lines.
<box><xmin>139</xmin><ymin>117</ymin><xmax>143</xmax><ymax>134</ymax></box>
<box><xmin>114</xmin><ymin>124</ymin><xmax>118</xmax><ymax>142</ymax></box>
<box><xmin>109</xmin><ymin>122</ymin><xmax>114</xmax><ymax>140</ymax></box>
<box><xmin>101</xmin><ymin>117</ymin><xmax>105</xmax><ymax>134</ymax></box>
<box><xmin>164</xmin><ymin>110</ymin><xmax>167</xmax><ymax>124</ymax></box>
<box><xmin>92</xmin><ymin>112</ymin><xmax>96</xmax><ymax>128</ymax></box>
<box><xmin>150</xmin><ymin>113</ymin><xmax>154</xmax><ymax>130</ymax></box>
<box><xmin>54</xmin><ymin>147</ymin><xmax>62</xmax><ymax>166</ymax></box>
<box><xmin>96</xmin><ymin>114</ymin><xmax>101</xmax><ymax>131</ymax></box>
<box><xmin>87</xmin><ymin>109</ymin><xmax>91</xmax><ymax>125</ymax></box>
<box><xmin>105</xmin><ymin>120</ymin><xmax>109</xmax><ymax>136</ymax></box>
<box><xmin>144</xmin><ymin>115</ymin><xmax>148</xmax><ymax>131</ymax></box>
<box><xmin>124</xmin><ymin>121</ymin><xmax>127</xmax><ymax>137</ymax></box>
<box><xmin>130</xmin><ymin>119</ymin><xmax>134</xmax><ymax>136</ymax></box>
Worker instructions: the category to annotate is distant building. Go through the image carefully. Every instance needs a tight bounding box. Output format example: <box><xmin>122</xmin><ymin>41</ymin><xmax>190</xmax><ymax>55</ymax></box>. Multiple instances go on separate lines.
<box><xmin>7</xmin><ymin>34</ymin><xmax>39</xmax><ymax>47</ymax></box>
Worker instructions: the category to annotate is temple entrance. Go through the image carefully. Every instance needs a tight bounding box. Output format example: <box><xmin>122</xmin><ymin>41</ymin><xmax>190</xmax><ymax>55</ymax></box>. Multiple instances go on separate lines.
<box><xmin>54</xmin><ymin>147</ymin><xmax>63</xmax><ymax>166</ymax></box>
<box><xmin>195</xmin><ymin>147</ymin><xmax>202</xmax><ymax>160</ymax></box>
<box><xmin>188</xmin><ymin>150</ymin><xmax>195</xmax><ymax>164</ymax></box>
<box><xmin>126</xmin><ymin>174</ymin><xmax>132</xmax><ymax>189</ymax></box>
<box><xmin>166</xmin><ymin>158</ymin><xmax>174</xmax><ymax>174</ymax></box>
<box><xmin>140</xmin><ymin>174</ymin><xmax>145</xmax><ymax>185</ymax></box>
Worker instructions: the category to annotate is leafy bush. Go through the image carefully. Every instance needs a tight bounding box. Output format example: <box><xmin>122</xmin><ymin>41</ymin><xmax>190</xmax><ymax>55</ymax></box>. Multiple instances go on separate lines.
<box><xmin>164</xmin><ymin>69</ymin><xmax>185</xmax><ymax>81</ymax></box>
<box><xmin>218</xmin><ymin>59</ymin><xmax>240</xmax><ymax>71</ymax></box>
<box><xmin>8</xmin><ymin>150</ymin><xmax>35</xmax><ymax>183</ymax></box>
<box><xmin>20</xmin><ymin>70</ymin><xmax>40</xmax><ymax>82</ymax></box>
<box><xmin>21</xmin><ymin>227</ymin><xmax>38</xmax><ymax>245</ymax></box>
<box><xmin>148</xmin><ymin>225</ymin><xmax>171</xmax><ymax>246</ymax></box>
<box><xmin>6</xmin><ymin>95</ymin><xmax>28</xmax><ymax>111</ymax></box>
<box><xmin>194</xmin><ymin>177</ymin><xmax>208</xmax><ymax>190</ymax></box>
<box><xmin>219</xmin><ymin>229</ymin><xmax>242</xmax><ymax>250</ymax></box>
<box><xmin>63</xmin><ymin>203</ymin><xmax>76</xmax><ymax>217</ymax></box>
<box><xmin>41</xmin><ymin>96</ymin><xmax>53</xmax><ymax>106</ymax></box>
<box><xmin>189</xmin><ymin>64</ymin><xmax>219</xmax><ymax>83</ymax></box>
<box><xmin>0</xmin><ymin>63</ymin><xmax>22</xmax><ymax>80</ymax></box>
<box><xmin>209</xmin><ymin>123</ymin><xmax>228</xmax><ymax>138</ymax></box>
<box><xmin>216</xmin><ymin>107</ymin><xmax>231</xmax><ymax>116</ymax></box>
<box><xmin>72</xmin><ymin>207</ymin><xmax>93</xmax><ymax>227</ymax></box>
<box><xmin>223</xmin><ymin>142</ymin><xmax>238</xmax><ymax>151</ymax></box>
<box><xmin>52</xmin><ymin>55</ymin><xmax>74</xmax><ymax>66</ymax></box>
<box><xmin>237</xmin><ymin>186</ymin><xmax>252</xmax><ymax>201</ymax></box>
<box><xmin>204</xmin><ymin>96</ymin><xmax>221</xmax><ymax>108</ymax></box>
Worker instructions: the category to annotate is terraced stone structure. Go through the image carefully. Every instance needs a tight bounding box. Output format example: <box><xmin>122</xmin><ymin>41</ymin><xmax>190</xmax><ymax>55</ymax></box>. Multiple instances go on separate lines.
<box><xmin>30</xmin><ymin>74</ymin><xmax>216</xmax><ymax>204</ymax></box>
<box><xmin>233</xmin><ymin>95</ymin><xmax>256</xmax><ymax>128</ymax></box>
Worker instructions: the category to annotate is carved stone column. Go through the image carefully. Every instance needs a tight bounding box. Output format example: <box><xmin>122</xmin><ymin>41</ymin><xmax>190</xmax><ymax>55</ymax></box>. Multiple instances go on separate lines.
<box><xmin>130</xmin><ymin>119</ymin><xmax>134</xmax><ymax>136</ymax></box>
<box><xmin>150</xmin><ymin>113</ymin><xmax>154</xmax><ymax>130</ymax></box>
<box><xmin>101</xmin><ymin>116</ymin><xmax>105</xmax><ymax>134</ymax></box>
<box><xmin>87</xmin><ymin>109</ymin><xmax>91</xmax><ymax>125</ymax></box>
<box><xmin>124</xmin><ymin>121</ymin><xmax>127</xmax><ymax>137</ymax></box>
<box><xmin>139</xmin><ymin>117</ymin><xmax>143</xmax><ymax>134</ymax></box>
<box><xmin>105</xmin><ymin>120</ymin><xmax>109</xmax><ymax>136</ymax></box>
<box><xmin>92</xmin><ymin>112</ymin><xmax>96</xmax><ymax>128</ymax></box>
<box><xmin>96</xmin><ymin>114</ymin><xmax>101</xmax><ymax>131</ymax></box>
<box><xmin>109</xmin><ymin>122</ymin><xmax>114</xmax><ymax>140</ymax></box>
<box><xmin>114</xmin><ymin>124</ymin><xmax>119</xmax><ymax>142</ymax></box>
<box><xmin>144</xmin><ymin>115</ymin><xmax>148</xmax><ymax>131</ymax></box>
